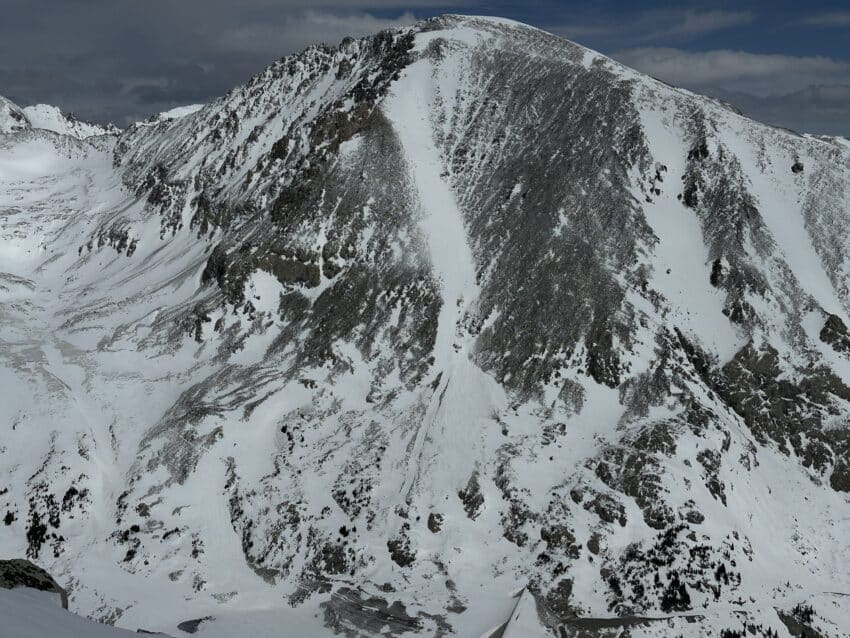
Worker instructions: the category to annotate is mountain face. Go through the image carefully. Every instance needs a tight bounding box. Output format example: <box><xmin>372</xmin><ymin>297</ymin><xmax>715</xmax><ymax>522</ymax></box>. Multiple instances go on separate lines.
<box><xmin>22</xmin><ymin>104</ymin><xmax>120</xmax><ymax>139</ymax></box>
<box><xmin>0</xmin><ymin>100</ymin><xmax>117</xmax><ymax>138</ymax></box>
<box><xmin>1</xmin><ymin>14</ymin><xmax>850</xmax><ymax>637</ymax></box>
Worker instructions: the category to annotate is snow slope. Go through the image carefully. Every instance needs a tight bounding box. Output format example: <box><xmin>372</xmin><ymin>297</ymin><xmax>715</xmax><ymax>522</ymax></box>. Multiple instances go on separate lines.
<box><xmin>0</xmin><ymin>588</ymin><xmax>142</xmax><ymax>638</ymax></box>
<box><xmin>22</xmin><ymin>104</ymin><xmax>120</xmax><ymax>139</ymax></box>
<box><xmin>2</xmin><ymin>14</ymin><xmax>850</xmax><ymax>638</ymax></box>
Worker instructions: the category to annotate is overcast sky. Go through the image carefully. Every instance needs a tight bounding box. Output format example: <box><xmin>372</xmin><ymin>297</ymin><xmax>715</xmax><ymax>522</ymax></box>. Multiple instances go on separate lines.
<box><xmin>2</xmin><ymin>0</ymin><xmax>849</xmax><ymax>136</ymax></box>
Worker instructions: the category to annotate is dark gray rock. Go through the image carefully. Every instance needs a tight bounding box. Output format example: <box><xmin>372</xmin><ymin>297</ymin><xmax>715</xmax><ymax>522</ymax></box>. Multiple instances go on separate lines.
<box><xmin>0</xmin><ymin>558</ymin><xmax>67</xmax><ymax>608</ymax></box>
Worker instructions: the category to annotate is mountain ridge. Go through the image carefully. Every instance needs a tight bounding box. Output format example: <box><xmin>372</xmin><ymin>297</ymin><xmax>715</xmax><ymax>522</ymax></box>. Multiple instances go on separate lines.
<box><xmin>1</xmin><ymin>14</ymin><xmax>850</xmax><ymax>637</ymax></box>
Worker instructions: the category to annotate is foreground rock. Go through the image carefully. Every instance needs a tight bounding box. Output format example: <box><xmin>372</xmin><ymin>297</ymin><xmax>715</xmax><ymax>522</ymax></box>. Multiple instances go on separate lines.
<box><xmin>0</xmin><ymin>559</ymin><xmax>68</xmax><ymax>608</ymax></box>
<box><xmin>0</xmin><ymin>560</ymin><xmax>162</xmax><ymax>637</ymax></box>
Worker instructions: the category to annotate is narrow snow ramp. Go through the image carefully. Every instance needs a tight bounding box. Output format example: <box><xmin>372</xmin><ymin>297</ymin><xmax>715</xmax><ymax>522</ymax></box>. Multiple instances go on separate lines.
<box><xmin>383</xmin><ymin>43</ymin><xmax>507</xmax><ymax>507</ymax></box>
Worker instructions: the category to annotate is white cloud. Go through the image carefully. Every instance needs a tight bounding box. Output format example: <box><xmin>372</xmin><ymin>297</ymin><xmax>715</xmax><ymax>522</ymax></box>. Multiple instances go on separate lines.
<box><xmin>613</xmin><ymin>47</ymin><xmax>850</xmax><ymax>96</ymax></box>
<box><xmin>714</xmin><ymin>85</ymin><xmax>850</xmax><ymax>137</ymax></box>
<box><xmin>219</xmin><ymin>10</ymin><xmax>418</xmax><ymax>54</ymax></box>
<box><xmin>610</xmin><ymin>47</ymin><xmax>850</xmax><ymax>136</ymax></box>
<box><xmin>656</xmin><ymin>10</ymin><xmax>753</xmax><ymax>39</ymax></box>
<box><xmin>553</xmin><ymin>9</ymin><xmax>753</xmax><ymax>45</ymax></box>
<box><xmin>804</xmin><ymin>11</ymin><xmax>850</xmax><ymax>27</ymax></box>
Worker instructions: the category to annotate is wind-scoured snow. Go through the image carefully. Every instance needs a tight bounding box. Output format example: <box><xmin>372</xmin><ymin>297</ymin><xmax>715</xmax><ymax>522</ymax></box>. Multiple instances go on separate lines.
<box><xmin>157</xmin><ymin>103</ymin><xmax>205</xmax><ymax>121</ymax></box>
<box><xmin>0</xmin><ymin>588</ymin><xmax>141</xmax><ymax>638</ymax></box>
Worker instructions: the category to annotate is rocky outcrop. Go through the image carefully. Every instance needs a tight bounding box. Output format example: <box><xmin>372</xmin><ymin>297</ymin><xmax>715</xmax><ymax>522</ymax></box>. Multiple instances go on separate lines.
<box><xmin>0</xmin><ymin>559</ymin><xmax>67</xmax><ymax>608</ymax></box>
<box><xmin>0</xmin><ymin>95</ymin><xmax>30</xmax><ymax>134</ymax></box>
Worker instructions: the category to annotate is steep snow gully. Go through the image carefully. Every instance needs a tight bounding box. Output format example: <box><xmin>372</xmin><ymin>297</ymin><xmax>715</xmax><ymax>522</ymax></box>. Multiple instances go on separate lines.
<box><xmin>384</xmin><ymin>49</ymin><xmax>503</xmax><ymax>506</ymax></box>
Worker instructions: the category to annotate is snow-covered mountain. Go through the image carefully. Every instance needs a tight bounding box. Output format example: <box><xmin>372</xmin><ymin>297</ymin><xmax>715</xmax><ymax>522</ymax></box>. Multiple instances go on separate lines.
<box><xmin>2</xmin><ymin>14</ymin><xmax>850</xmax><ymax>637</ymax></box>
<box><xmin>0</xmin><ymin>95</ymin><xmax>30</xmax><ymax>134</ymax></box>
<box><xmin>0</xmin><ymin>100</ymin><xmax>119</xmax><ymax>138</ymax></box>
<box><xmin>22</xmin><ymin>104</ymin><xmax>120</xmax><ymax>139</ymax></box>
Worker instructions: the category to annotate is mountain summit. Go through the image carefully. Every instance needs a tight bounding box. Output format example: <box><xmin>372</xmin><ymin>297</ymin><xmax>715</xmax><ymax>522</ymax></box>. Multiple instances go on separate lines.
<box><xmin>1</xmin><ymin>15</ymin><xmax>850</xmax><ymax>637</ymax></box>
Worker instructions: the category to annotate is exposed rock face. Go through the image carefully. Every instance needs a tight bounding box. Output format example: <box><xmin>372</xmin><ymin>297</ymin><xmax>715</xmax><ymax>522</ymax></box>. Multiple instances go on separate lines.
<box><xmin>1</xmin><ymin>13</ymin><xmax>850</xmax><ymax>638</ymax></box>
<box><xmin>820</xmin><ymin>313</ymin><xmax>850</xmax><ymax>354</ymax></box>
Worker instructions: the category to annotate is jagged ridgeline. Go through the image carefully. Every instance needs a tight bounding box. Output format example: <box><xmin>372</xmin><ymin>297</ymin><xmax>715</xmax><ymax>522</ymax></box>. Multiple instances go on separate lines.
<box><xmin>1</xmin><ymin>14</ymin><xmax>850</xmax><ymax>638</ymax></box>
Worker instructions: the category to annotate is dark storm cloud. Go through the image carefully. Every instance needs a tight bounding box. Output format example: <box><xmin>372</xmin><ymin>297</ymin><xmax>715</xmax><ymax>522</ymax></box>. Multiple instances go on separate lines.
<box><xmin>0</xmin><ymin>0</ymin><xmax>460</xmax><ymax>124</ymax></box>
<box><xmin>1</xmin><ymin>1</ymin><xmax>849</xmax><ymax>136</ymax></box>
